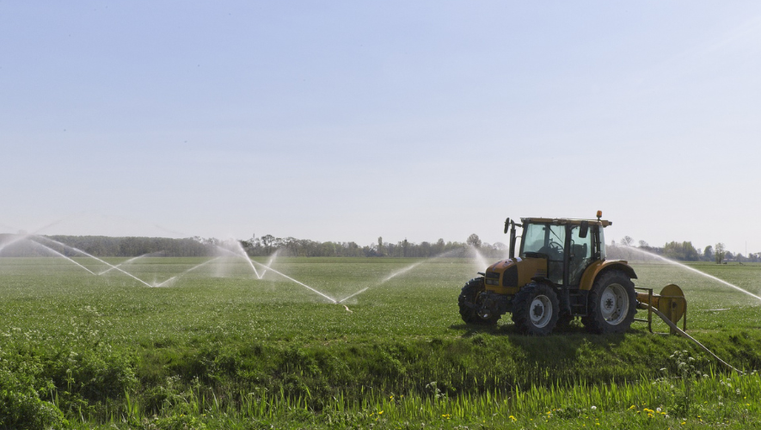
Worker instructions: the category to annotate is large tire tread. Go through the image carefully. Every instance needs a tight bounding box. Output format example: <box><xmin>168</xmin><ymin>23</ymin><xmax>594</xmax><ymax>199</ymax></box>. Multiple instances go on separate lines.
<box><xmin>582</xmin><ymin>270</ymin><xmax>637</xmax><ymax>334</ymax></box>
<box><xmin>458</xmin><ymin>277</ymin><xmax>499</xmax><ymax>325</ymax></box>
<box><xmin>511</xmin><ymin>283</ymin><xmax>559</xmax><ymax>336</ymax></box>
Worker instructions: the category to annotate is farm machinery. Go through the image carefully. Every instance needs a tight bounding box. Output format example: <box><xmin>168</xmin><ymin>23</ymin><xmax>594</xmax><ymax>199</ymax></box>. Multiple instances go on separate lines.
<box><xmin>459</xmin><ymin>212</ymin><xmax>687</xmax><ymax>335</ymax></box>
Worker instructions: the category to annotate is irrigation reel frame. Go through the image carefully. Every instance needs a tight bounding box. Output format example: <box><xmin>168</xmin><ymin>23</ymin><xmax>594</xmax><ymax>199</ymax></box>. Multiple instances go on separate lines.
<box><xmin>634</xmin><ymin>284</ymin><xmax>688</xmax><ymax>335</ymax></box>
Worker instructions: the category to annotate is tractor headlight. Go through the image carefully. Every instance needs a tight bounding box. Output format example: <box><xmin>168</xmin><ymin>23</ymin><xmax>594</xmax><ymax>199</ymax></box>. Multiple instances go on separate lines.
<box><xmin>485</xmin><ymin>272</ymin><xmax>499</xmax><ymax>286</ymax></box>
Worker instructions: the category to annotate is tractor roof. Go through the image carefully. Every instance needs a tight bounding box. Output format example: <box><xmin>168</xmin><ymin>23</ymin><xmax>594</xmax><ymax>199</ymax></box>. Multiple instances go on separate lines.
<box><xmin>521</xmin><ymin>217</ymin><xmax>612</xmax><ymax>228</ymax></box>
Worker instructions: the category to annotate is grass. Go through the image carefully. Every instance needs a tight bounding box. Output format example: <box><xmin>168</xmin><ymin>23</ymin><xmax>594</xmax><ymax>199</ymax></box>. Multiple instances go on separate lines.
<box><xmin>1</xmin><ymin>256</ymin><xmax>760</xmax><ymax>428</ymax></box>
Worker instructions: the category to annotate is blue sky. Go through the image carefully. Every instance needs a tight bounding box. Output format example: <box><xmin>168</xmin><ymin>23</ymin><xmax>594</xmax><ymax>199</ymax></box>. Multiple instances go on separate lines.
<box><xmin>2</xmin><ymin>1</ymin><xmax>760</xmax><ymax>254</ymax></box>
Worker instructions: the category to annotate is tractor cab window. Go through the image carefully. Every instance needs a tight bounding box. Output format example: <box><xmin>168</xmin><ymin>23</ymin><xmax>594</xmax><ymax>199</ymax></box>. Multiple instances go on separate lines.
<box><xmin>521</xmin><ymin>223</ymin><xmax>565</xmax><ymax>283</ymax></box>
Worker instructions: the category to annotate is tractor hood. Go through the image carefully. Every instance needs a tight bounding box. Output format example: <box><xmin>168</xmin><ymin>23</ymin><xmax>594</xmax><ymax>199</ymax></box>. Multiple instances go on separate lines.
<box><xmin>483</xmin><ymin>256</ymin><xmax>548</xmax><ymax>293</ymax></box>
<box><xmin>487</xmin><ymin>258</ymin><xmax>519</xmax><ymax>273</ymax></box>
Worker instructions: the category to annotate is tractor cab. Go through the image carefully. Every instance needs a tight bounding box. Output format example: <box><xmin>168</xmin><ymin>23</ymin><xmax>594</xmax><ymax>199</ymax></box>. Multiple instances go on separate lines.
<box><xmin>515</xmin><ymin>217</ymin><xmax>608</xmax><ymax>288</ymax></box>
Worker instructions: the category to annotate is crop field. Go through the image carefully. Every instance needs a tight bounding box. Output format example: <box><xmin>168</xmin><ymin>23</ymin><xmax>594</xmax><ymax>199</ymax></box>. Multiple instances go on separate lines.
<box><xmin>1</xmin><ymin>256</ymin><xmax>761</xmax><ymax>429</ymax></box>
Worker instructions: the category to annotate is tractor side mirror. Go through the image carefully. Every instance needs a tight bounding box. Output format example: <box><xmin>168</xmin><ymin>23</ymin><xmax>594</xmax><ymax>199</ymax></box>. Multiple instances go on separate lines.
<box><xmin>504</xmin><ymin>218</ymin><xmax>511</xmax><ymax>234</ymax></box>
<box><xmin>579</xmin><ymin>221</ymin><xmax>589</xmax><ymax>238</ymax></box>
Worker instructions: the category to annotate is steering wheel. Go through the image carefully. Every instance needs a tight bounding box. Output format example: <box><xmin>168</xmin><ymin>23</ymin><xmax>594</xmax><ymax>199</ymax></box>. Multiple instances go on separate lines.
<box><xmin>539</xmin><ymin>242</ymin><xmax>563</xmax><ymax>259</ymax></box>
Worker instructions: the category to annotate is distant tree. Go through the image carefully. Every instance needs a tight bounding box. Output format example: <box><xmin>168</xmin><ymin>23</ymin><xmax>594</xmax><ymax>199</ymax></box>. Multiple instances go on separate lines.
<box><xmin>434</xmin><ymin>238</ymin><xmax>445</xmax><ymax>255</ymax></box>
<box><xmin>715</xmin><ymin>243</ymin><xmax>726</xmax><ymax>264</ymax></box>
<box><xmin>703</xmin><ymin>245</ymin><xmax>713</xmax><ymax>262</ymax></box>
<box><xmin>638</xmin><ymin>240</ymin><xmax>649</xmax><ymax>248</ymax></box>
<box><xmin>621</xmin><ymin>236</ymin><xmax>634</xmax><ymax>247</ymax></box>
<box><xmin>282</xmin><ymin>237</ymin><xmax>299</xmax><ymax>256</ymax></box>
<box><xmin>345</xmin><ymin>241</ymin><xmax>361</xmax><ymax>257</ymax></box>
<box><xmin>419</xmin><ymin>241</ymin><xmax>431</xmax><ymax>257</ymax></box>
<box><xmin>467</xmin><ymin>234</ymin><xmax>482</xmax><ymax>248</ymax></box>
<box><xmin>260</xmin><ymin>234</ymin><xmax>276</xmax><ymax>254</ymax></box>
<box><xmin>377</xmin><ymin>236</ymin><xmax>384</xmax><ymax>256</ymax></box>
<box><xmin>663</xmin><ymin>241</ymin><xmax>699</xmax><ymax>261</ymax></box>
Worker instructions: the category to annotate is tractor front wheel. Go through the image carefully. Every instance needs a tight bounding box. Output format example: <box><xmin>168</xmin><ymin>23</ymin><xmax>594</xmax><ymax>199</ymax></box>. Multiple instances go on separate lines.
<box><xmin>458</xmin><ymin>277</ymin><xmax>499</xmax><ymax>325</ymax></box>
<box><xmin>511</xmin><ymin>283</ymin><xmax>559</xmax><ymax>335</ymax></box>
<box><xmin>583</xmin><ymin>270</ymin><xmax>637</xmax><ymax>334</ymax></box>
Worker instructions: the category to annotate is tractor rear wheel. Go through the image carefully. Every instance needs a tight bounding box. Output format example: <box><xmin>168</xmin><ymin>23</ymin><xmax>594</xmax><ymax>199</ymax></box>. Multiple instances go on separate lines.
<box><xmin>511</xmin><ymin>283</ymin><xmax>559</xmax><ymax>335</ymax></box>
<box><xmin>582</xmin><ymin>270</ymin><xmax>637</xmax><ymax>334</ymax></box>
<box><xmin>458</xmin><ymin>277</ymin><xmax>499</xmax><ymax>325</ymax></box>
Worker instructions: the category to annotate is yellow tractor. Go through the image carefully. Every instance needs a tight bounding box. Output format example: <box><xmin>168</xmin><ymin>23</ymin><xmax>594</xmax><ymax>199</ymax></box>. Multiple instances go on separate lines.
<box><xmin>459</xmin><ymin>212</ymin><xmax>640</xmax><ymax>335</ymax></box>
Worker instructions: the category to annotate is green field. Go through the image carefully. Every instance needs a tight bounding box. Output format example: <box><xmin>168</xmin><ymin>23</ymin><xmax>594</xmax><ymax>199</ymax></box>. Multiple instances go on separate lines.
<box><xmin>1</xmin><ymin>256</ymin><xmax>760</xmax><ymax>429</ymax></box>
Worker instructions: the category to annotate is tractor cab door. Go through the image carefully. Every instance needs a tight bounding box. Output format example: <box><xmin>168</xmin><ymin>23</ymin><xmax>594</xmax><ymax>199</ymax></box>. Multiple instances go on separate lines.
<box><xmin>567</xmin><ymin>224</ymin><xmax>595</xmax><ymax>287</ymax></box>
<box><xmin>521</xmin><ymin>223</ymin><xmax>566</xmax><ymax>284</ymax></box>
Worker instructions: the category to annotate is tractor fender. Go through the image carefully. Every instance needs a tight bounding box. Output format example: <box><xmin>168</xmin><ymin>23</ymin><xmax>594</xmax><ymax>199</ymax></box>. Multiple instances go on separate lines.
<box><xmin>578</xmin><ymin>260</ymin><xmax>637</xmax><ymax>291</ymax></box>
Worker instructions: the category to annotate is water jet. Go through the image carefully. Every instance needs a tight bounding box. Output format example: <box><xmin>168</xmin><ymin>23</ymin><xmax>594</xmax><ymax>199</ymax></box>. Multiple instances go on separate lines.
<box><xmin>28</xmin><ymin>240</ymin><xmax>96</xmax><ymax>275</ymax></box>
<box><xmin>155</xmin><ymin>257</ymin><xmax>222</xmax><ymax>287</ymax></box>
<box><xmin>624</xmin><ymin>245</ymin><xmax>761</xmax><ymax>303</ymax></box>
<box><xmin>98</xmin><ymin>252</ymin><xmax>159</xmax><ymax>275</ymax></box>
<box><xmin>249</xmin><ymin>259</ymin><xmax>337</xmax><ymax>303</ymax></box>
<box><xmin>32</xmin><ymin>236</ymin><xmax>155</xmax><ymax>288</ymax></box>
<box><xmin>338</xmin><ymin>249</ymin><xmax>462</xmax><ymax>304</ymax></box>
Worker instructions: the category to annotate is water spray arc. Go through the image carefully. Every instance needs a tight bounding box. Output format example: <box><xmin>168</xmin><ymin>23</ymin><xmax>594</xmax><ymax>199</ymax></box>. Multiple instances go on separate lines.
<box><xmin>338</xmin><ymin>261</ymin><xmax>425</xmax><ymax>304</ymax></box>
<box><xmin>233</xmin><ymin>241</ymin><xmax>264</xmax><ymax>279</ymax></box>
<box><xmin>337</xmin><ymin>287</ymin><xmax>370</xmax><ymax>304</ymax></box>
<box><xmin>33</xmin><ymin>236</ymin><xmax>155</xmax><ymax>288</ymax></box>
<box><xmin>28</xmin><ymin>240</ymin><xmax>96</xmax><ymax>275</ymax></box>
<box><xmin>248</xmin><ymin>259</ymin><xmax>338</xmax><ymax>304</ymax></box>
<box><xmin>155</xmin><ymin>257</ymin><xmax>222</xmax><ymax>287</ymax></box>
<box><xmin>625</xmin><ymin>246</ymin><xmax>761</xmax><ymax>303</ymax></box>
<box><xmin>98</xmin><ymin>252</ymin><xmax>158</xmax><ymax>275</ymax></box>
<box><xmin>261</xmin><ymin>248</ymin><xmax>280</xmax><ymax>279</ymax></box>
<box><xmin>214</xmin><ymin>243</ymin><xmax>264</xmax><ymax>279</ymax></box>
<box><xmin>381</xmin><ymin>261</ymin><xmax>425</xmax><ymax>284</ymax></box>
<box><xmin>338</xmin><ymin>249</ymin><xmax>463</xmax><ymax>304</ymax></box>
<box><xmin>6</xmin><ymin>233</ymin><xmax>354</xmax><ymax>302</ymax></box>
<box><xmin>0</xmin><ymin>218</ymin><xmax>77</xmax><ymax>255</ymax></box>
<box><xmin>0</xmin><ymin>234</ymin><xmax>30</xmax><ymax>255</ymax></box>
<box><xmin>470</xmin><ymin>246</ymin><xmax>490</xmax><ymax>273</ymax></box>
<box><xmin>337</xmin><ymin>259</ymin><xmax>424</xmax><ymax>304</ymax></box>
<box><xmin>213</xmin><ymin>243</ymin><xmax>337</xmax><ymax>303</ymax></box>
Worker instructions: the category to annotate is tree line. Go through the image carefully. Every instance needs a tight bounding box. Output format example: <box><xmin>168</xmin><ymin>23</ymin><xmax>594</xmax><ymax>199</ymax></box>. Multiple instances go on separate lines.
<box><xmin>0</xmin><ymin>235</ymin><xmax>211</xmax><ymax>257</ymax></box>
<box><xmin>240</xmin><ymin>233</ymin><xmax>506</xmax><ymax>258</ymax></box>
<box><xmin>610</xmin><ymin>236</ymin><xmax>759</xmax><ymax>263</ymax></box>
<box><xmin>0</xmin><ymin>233</ymin><xmax>506</xmax><ymax>259</ymax></box>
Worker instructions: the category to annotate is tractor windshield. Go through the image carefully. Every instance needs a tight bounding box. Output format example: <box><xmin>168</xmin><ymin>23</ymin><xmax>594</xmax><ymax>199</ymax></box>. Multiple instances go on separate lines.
<box><xmin>521</xmin><ymin>223</ymin><xmax>565</xmax><ymax>259</ymax></box>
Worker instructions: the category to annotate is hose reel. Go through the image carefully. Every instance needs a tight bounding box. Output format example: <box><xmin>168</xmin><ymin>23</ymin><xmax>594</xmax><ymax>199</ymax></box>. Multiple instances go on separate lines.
<box><xmin>635</xmin><ymin>284</ymin><xmax>687</xmax><ymax>334</ymax></box>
